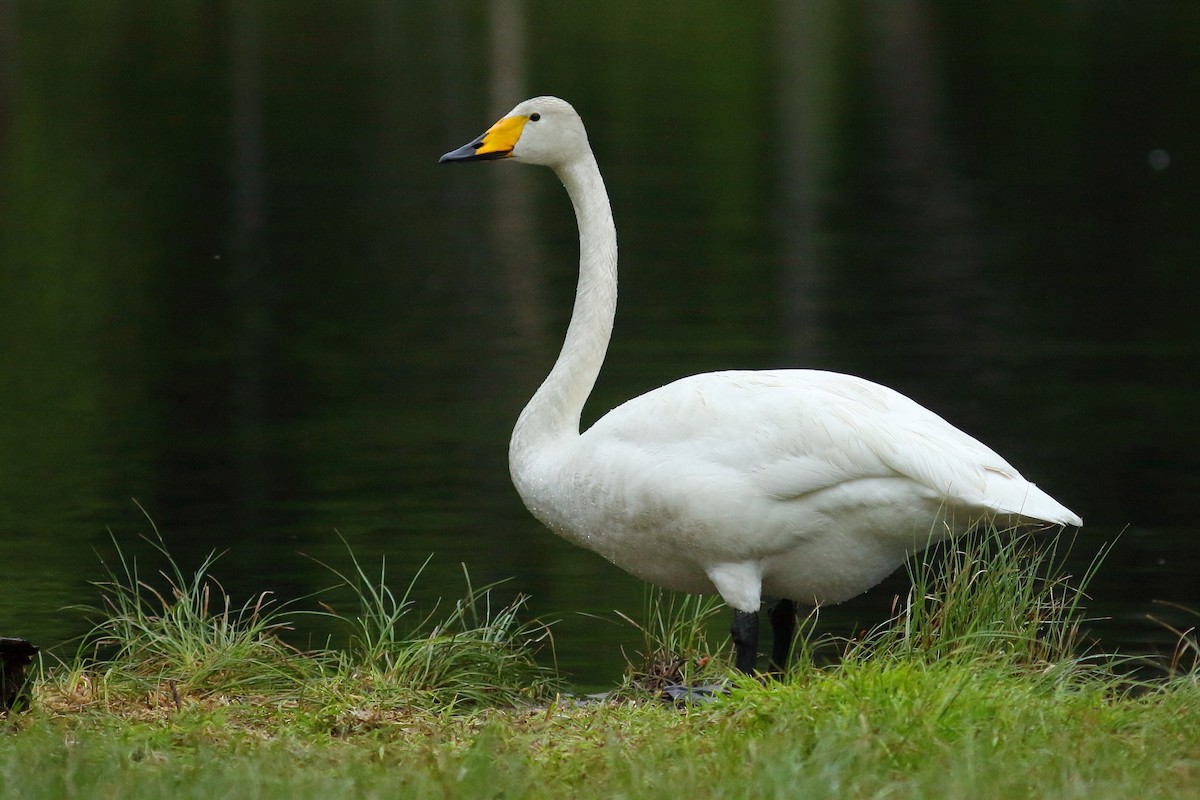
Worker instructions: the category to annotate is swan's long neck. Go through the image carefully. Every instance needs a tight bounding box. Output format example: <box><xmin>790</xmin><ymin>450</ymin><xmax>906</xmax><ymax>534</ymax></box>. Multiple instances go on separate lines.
<box><xmin>510</xmin><ymin>151</ymin><xmax>617</xmax><ymax>463</ymax></box>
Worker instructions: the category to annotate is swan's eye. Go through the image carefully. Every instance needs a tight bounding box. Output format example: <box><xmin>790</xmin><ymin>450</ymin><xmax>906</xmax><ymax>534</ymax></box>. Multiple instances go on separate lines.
<box><xmin>529</xmin><ymin>112</ymin><xmax>541</xmax><ymax>122</ymax></box>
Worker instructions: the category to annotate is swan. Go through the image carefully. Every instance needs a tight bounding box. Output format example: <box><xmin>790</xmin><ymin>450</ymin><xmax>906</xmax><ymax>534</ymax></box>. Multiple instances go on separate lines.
<box><xmin>440</xmin><ymin>96</ymin><xmax>1082</xmax><ymax>674</ymax></box>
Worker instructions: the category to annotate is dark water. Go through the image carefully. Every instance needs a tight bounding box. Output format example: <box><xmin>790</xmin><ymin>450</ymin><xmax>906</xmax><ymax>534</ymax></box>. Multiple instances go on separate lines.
<box><xmin>2</xmin><ymin>1</ymin><xmax>1198</xmax><ymax>687</ymax></box>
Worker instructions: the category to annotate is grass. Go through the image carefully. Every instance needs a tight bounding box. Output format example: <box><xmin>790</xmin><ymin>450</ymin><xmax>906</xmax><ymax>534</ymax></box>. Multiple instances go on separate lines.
<box><xmin>312</xmin><ymin>540</ymin><xmax>560</xmax><ymax>709</ymax></box>
<box><xmin>615</xmin><ymin>585</ymin><xmax>728</xmax><ymax>691</ymax></box>
<box><xmin>2</xmin><ymin>523</ymin><xmax>1198</xmax><ymax>799</ymax></box>
<box><xmin>79</xmin><ymin>527</ymin><xmax>317</xmax><ymax>701</ymax></box>
<box><xmin>849</xmin><ymin>525</ymin><xmax>1108</xmax><ymax>669</ymax></box>
<box><xmin>40</xmin><ymin>528</ymin><xmax>559</xmax><ymax>726</ymax></box>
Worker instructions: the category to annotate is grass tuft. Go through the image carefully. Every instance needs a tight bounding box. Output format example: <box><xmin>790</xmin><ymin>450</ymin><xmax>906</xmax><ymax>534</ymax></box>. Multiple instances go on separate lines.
<box><xmin>40</xmin><ymin>520</ymin><xmax>559</xmax><ymax>720</ymax></box>
<box><xmin>846</xmin><ymin>524</ymin><xmax>1112</xmax><ymax>682</ymax></box>
<box><xmin>315</xmin><ymin>540</ymin><xmax>561</xmax><ymax>709</ymax></box>
<box><xmin>1149</xmin><ymin>602</ymin><xmax>1200</xmax><ymax>678</ymax></box>
<box><xmin>78</xmin><ymin>524</ymin><xmax>316</xmax><ymax>702</ymax></box>
<box><xmin>615</xmin><ymin>585</ymin><xmax>728</xmax><ymax>692</ymax></box>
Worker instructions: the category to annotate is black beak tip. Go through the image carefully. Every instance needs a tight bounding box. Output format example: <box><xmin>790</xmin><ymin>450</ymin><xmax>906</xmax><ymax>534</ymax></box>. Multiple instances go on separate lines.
<box><xmin>439</xmin><ymin>141</ymin><xmax>513</xmax><ymax>164</ymax></box>
<box><xmin>439</xmin><ymin>141</ymin><xmax>482</xmax><ymax>163</ymax></box>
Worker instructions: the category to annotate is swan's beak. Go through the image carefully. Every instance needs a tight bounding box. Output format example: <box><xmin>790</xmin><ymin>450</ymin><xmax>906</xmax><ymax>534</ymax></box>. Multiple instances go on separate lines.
<box><xmin>439</xmin><ymin>114</ymin><xmax>529</xmax><ymax>163</ymax></box>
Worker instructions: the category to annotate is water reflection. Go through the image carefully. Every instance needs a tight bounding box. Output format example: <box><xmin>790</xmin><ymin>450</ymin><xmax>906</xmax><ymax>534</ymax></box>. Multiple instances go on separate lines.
<box><xmin>0</xmin><ymin>1</ymin><xmax>1197</xmax><ymax>687</ymax></box>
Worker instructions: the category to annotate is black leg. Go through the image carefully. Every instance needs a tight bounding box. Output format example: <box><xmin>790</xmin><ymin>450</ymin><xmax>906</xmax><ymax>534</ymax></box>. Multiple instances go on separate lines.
<box><xmin>731</xmin><ymin>609</ymin><xmax>759</xmax><ymax>674</ymax></box>
<box><xmin>768</xmin><ymin>599</ymin><xmax>796</xmax><ymax>674</ymax></box>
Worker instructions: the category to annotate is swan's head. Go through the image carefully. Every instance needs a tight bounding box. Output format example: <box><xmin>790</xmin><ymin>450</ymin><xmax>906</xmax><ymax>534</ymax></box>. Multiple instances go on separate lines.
<box><xmin>439</xmin><ymin>96</ymin><xmax>589</xmax><ymax>170</ymax></box>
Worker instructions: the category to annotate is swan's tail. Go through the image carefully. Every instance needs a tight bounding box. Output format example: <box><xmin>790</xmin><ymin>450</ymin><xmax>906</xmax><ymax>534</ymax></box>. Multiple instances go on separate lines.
<box><xmin>992</xmin><ymin>480</ymin><xmax>1082</xmax><ymax>527</ymax></box>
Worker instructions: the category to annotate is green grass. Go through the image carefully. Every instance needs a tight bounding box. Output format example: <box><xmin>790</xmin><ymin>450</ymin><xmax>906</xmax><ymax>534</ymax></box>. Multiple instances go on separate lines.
<box><xmin>847</xmin><ymin>526</ymin><xmax>1108</xmax><ymax>670</ymax></box>
<box><xmin>79</xmin><ymin>526</ymin><xmax>319</xmax><ymax>701</ymax></box>
<box><xmin>4</xmin><ymin>662</ymin><xmax>1198</xmax><ymax>799</ymax></box>
<box><xmin>3</xmin><ymin>524</ymin><xmax>1198</xmax><ymax>800</ymax></box>
<box><xmin>311</xmin><ymin>539</ymin><xmax>560</xmax><ymax>709</ymax></box>
<box><xmin>45</xmin><ymin>528</ymin><xmax>558</xmax><ymax>724</ymax></box>
<box><xmin>615</xmin><ymin>584</ymin><xmax>729</xmax><ymax>691</ymax></box>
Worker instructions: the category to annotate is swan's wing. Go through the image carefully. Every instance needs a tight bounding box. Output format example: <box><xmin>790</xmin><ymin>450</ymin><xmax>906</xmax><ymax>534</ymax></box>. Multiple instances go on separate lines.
<box><xmin>587</xmin><ymin>369</ymin><xmax>1079</xmax><ymax>525</ymax></box>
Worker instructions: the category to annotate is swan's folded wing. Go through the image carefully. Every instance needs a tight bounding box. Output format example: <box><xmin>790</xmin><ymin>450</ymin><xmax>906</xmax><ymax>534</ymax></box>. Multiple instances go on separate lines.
<box><xmin>747</xmin><ymin>452</ymin><xmax>899</xmax><ymax>501</ymax></box>
<box><xmin>743</xmin><ymin>376</ymin><xmax>1078</xmax><ymax>523</ymax></box>
<box><xmin>635</xmin><ymin>371</ymin><xmax>1013</xmax><ymax>498</ymax></box>
<box><xmin>592</xmin><ymin>369</ymin><xmax>910</xmax><ymax>501</ymax></box>
<box><xmin>587</xmin><ymin>368</ymin><xmax>1078</xmax><ymax>524</ymax></box>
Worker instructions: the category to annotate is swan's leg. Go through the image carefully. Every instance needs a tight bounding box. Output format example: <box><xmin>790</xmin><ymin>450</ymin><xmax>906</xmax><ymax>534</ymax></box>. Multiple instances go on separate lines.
<box><xmin>706</xmin><ymin>562</ymin><xmax>763</xmax><ymax>674</ymax></box>
<box><xmin>730</xmin><ymin>610</ymin><xmax>759</xmax><ymax>673</ymax></box>
<box><xmin>769</xmin><ymin>598</ymin><xmax>796</xmax><ymax>674</ymax></box>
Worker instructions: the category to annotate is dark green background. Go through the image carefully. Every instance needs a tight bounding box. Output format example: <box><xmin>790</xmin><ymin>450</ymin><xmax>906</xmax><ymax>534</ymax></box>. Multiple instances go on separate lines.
<box><xmin>2</xmin><ymin>1</ymin><xmax>1197</xmax><ymax>685</ymax></box>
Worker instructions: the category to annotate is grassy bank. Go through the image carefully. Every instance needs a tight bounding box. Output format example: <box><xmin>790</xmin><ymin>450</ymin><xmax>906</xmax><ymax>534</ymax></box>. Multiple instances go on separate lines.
<box><xmin>5</xmin><ymin>662</ymin><xmax>1198</xmax><ymax>799</ymax></box>
<box><xmin>2</xmin><ymin>528</ymin><xmax>1198</xmax><ymax>799</ymax></box>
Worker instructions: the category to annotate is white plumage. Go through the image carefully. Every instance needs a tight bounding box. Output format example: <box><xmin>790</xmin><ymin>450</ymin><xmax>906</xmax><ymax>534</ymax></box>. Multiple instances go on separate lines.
<box><xmin>441</xmin><ymin>96</ymin><xmax>1081</xmax><ymax>672</ymax></box>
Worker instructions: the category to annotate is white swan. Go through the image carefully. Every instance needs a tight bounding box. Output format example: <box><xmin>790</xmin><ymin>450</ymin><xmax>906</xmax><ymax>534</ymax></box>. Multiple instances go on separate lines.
<box><xmin>440</xmin><ymin>96</ymin><xmax>1081</xmax><ymax>674</ymax></box>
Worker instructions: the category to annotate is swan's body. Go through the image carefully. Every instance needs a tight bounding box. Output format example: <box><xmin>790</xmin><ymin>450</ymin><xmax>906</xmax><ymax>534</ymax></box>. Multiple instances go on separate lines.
<box><xmin>441</xmin><ymin>96</ymin><xmax>1081</xmax><ymax>672</ymax></box>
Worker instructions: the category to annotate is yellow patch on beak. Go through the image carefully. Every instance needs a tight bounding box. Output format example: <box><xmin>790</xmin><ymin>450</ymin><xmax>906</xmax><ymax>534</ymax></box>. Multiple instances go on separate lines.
<box><xmin>474</xmin><ymin>114</ymin><xmax>529</xmax><ymax>158</ymax></box>
<box><xmin>439</xmin><ymin>114</ymin><xmax>530</xmax><ymax>163</ymax></box>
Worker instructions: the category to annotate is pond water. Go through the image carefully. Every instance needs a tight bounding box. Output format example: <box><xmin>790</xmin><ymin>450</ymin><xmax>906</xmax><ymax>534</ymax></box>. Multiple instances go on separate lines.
<box><xmin>2</xmin><ymin>1</ymin><xmax>1198</xmax><ymax>688</ymax></box>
